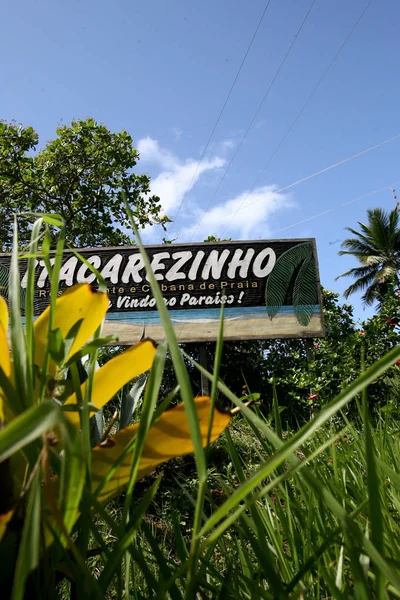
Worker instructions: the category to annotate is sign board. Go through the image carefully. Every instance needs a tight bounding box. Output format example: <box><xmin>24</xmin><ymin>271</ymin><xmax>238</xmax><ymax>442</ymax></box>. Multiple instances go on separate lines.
<box><xmin>0</xmin><ymin>239</ymin><xmax>325</xmax><ymax>344</ymax></box>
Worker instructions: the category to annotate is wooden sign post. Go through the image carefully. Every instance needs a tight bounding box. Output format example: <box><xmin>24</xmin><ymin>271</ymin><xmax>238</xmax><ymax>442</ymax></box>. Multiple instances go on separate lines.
<box><xmin>199</xmin><ymin>344</ymin><xmax>209</xmax><ymax>396</ymax></box>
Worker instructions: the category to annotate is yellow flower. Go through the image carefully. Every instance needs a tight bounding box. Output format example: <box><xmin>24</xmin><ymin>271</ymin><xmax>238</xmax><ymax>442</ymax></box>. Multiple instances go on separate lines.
<box><xmin>0</xmin><ymin>284</ymin><xmax>230</xmax><ymax>543</ymax></box>
<box><xmin>0</xmin><ymin>296</ymin><xmax>11</xmax><ymax>423</ymax></box>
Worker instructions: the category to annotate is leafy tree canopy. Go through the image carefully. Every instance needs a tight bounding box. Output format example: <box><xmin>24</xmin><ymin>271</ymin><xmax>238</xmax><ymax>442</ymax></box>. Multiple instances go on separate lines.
<box><xmin>0</xmin><ymin>118</ymin><xmax>163</xmax><ymax>250</ymax></box>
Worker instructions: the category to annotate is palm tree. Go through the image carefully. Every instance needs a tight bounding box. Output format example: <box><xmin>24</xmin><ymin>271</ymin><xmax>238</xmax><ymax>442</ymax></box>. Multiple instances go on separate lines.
<box><xmin>336</xmin><ymin>207</ymin><xmax>400</xmax><ymax>306</ymax></box>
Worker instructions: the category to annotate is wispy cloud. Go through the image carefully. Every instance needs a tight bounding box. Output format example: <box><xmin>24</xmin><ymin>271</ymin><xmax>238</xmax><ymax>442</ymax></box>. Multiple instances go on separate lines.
<box><xmin>181</xmin><ymin>185</ymin><xmax>294</xmax><ymax>241</ymax></box>
<box><xmin>137</xmin><ymin>137</ymin><xmax>225</xmax><ymax>214</ymax></box>
<box><xmin>137</xmin><ymin>137</ymin><xmax>294</xmax><ymax>243</ymax></box>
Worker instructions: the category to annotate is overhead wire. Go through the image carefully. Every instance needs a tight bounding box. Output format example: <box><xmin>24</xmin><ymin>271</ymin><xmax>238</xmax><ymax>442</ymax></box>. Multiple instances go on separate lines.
<box><xmin>268</xmin><ymin>180</ymin><xmax>400</xmax><ymax>237</ymax></box>
<box><xmin>218</xmin><ymin>0</ymin><xmax>374</xmax><ymax>239</ymax></box>
<box><xmin>181</xmin><ymin>132</ymin><xmax>400</xmax><ymax>238</ymax></box>
<box><xmin>232</xmin><ymin>133</ymin><xmax>400</xmax><ymax>210</ymax></box>
<box><xmin>171</xmin><ymin>0</ymin><xmax>273</xmax><ymax>224</ymax></box>
<box><xmin>187</xmin><ymin>0</ymin><xmax>317</xmax><ymax>241</ymax></box>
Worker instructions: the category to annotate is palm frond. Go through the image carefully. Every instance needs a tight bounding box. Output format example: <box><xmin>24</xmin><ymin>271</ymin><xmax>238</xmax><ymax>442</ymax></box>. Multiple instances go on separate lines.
<box><xmin>342</xmin><ymin>270</ymin><xmax>379</xmax><ymax>299</ymax></box>
<box><xmin>338</xmin><ymin>207</ymin><xmax>400</xmax><ymax>304</ymax></box>
<box><xmin>336</xmin><ymin>266</ymin><xmax>375</xmax><ymax>282</ymax></box>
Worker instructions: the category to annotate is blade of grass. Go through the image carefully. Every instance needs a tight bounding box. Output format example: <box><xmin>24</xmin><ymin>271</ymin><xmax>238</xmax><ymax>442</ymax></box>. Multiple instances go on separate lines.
<box><xmin>24</xmin><ymin>218</ymin><xmax>44</xmax><ymax>397</ymax></box>
<box><xmin>124</xmin><ymin>200</ymin><xmax>208</xmax><ymax>595</ymax></box>
<box><xmin>0</xmin><ymin>402</ymin><xmax>61</xmax><ymax>462</ymax></box>
<box><xmin>98</xmin><ymin>478</ymin><xmax>161</xmax><ymax>593</ymax></box>
<box><xmin>9</xmin><ymin>217</ymin><xmax>30</xmax><ymax>411</ymax></box>
<box><xmin>362</xmin><ymin>387</ymin><xmax>385</xmax><ymax>599</ymax></box>
<box><xmin>122</xmin><ymin>341</ymin><xmax>167</xmax><ymax>596</ymax></box>
<box><xmin>37</xmin><ymin>230</ymin><xmax>65</xmax><ymax>403</ymax></box>
<box><xmin>141</xmin><ymin>520</ymin><xmax>184</xmax><ymax>600</ymax></box>
<box><xmin>11</xmin><ymin>471</ymin><xmax>41</xmax><ymax>600</ymax></box>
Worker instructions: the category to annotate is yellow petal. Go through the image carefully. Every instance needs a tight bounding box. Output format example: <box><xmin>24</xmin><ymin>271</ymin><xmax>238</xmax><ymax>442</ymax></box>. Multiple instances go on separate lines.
<box><xmin>90</xmin><ymin>397</ymin><xmax>231</xmax><ymax>504</ymax></box>
<box><xmin>0</xmin><ymin>509</ymin><xmax>14</xmax><ymax>543</ymax></box>
<box><xmin>34</xmin><ymin>284</ymin><xmax>108</xmax><ymax>373</ymax></box>
<box><xmin>0</xmin><ymin>323</ymin><xmax>11</xmax><ymax>423</ymax></box>
<box><xmin>0</xmin><ymin>295</ymin><xmax>8</xmax><ymax>332</ymax></box>
<box><xmin>64</xmin><ymin>339</ymin><xmax>157</xmax><ymax>427</ymax></box>
<box><xmin>0</xmin><ymin>323</ymin><xmax>10</xmax><ymax>380</ymax></box>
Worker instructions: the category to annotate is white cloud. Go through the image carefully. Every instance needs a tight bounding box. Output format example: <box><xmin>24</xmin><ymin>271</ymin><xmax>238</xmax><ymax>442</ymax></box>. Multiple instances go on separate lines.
<box><xmin>181</xmin><ymin>185</ymin><xmax>294</xmax><ymax>241</ymax></box>
<box><xmin>137</xmin><ymin>137</ymin><xmax>225</xmax><ymax>214</ymax></box>
<box><xmin>137</xmin><ymin>137</ymin><xmax>177</xmax><ymax>170</ymax></box>
<box><xmin>136</xmin><ymin>137</ymin><xmax>294</xmax><ymax>243</ymax></box>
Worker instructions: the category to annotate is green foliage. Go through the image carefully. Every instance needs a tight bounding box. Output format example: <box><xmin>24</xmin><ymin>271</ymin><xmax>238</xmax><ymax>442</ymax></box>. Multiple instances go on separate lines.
<box><xmin>266</xmin><ymin>287</ymin><xmax>400</xmax><ymax>421</ymax></box>
<box><xmin>4</xmin><ymin>211</ymin><xmax>400</xmax><ymax>598</ymax></box>
<box><xmin>159</xmin><ymin>290</ymin><xmax>359</xmax><ymax>424</ymax></box>
<box><xmin>337</xmin><ymin>207</ymin><xmax>400</xmax><ymax>305</ymax></box>
<box><xmin>0</xmin><ymin>118</ymin><xmax>162</xmax><ymax>250</ymax></box>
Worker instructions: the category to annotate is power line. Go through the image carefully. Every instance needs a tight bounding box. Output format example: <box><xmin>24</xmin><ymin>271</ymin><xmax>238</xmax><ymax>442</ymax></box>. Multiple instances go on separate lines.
<box><xmin>181</xmin><ymin>132</ymin><xmax>400</xmax><ymax>239</ymax></box>
<box><xmin>172</xmin><ymin>0</ymin><xmax>273</xmax><ymax>223</ymax></box>
<box><xmin>268</xmin><ymin>180</ymin><xmax>400</xmax><ymax>236</ymax></box>
<box><xmin>218</xmin><ymin>0</ymin><xmax>374</xmax><ymax>239</ymax></box>
<box><xmin>187</xmin><ymin>0</ymin><xmax>317</xmax><ymax>241</ymax></box>
<box><xmin>229</xmin><ymin>133</ymin><xmax>400</xmax><ymax>212</ymax></box>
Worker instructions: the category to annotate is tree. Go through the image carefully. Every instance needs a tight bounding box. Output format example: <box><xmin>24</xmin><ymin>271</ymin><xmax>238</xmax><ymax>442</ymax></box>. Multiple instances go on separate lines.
<box><xmin>266</xmin><ymin>289</ymin><xmax>360</xmax><ymax>421</ymax></box>
<box><xmin>0</xmin><ymin>118</ymin><xmax>163</xmax><ymax>249</ymax></box>
<box><xmin>336</xmin><ymin>207</ymin><xmax>400</xmax><ymax>306</ymax></box>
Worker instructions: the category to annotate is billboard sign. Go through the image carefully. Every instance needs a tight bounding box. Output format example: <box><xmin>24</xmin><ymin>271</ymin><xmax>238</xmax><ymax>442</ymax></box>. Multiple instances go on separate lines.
<box><xmin>0</xmin><ymin>239</ymin><xmax>325</xmax><ymax>343</ymax></box>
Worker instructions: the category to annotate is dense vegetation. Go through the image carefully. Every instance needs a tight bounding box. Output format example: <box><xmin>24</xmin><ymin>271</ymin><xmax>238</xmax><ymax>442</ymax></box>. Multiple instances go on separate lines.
<box><xmin>1</xmin><ymin>120</ymin><xmax>400</xmax><ymax>598</ymax></box>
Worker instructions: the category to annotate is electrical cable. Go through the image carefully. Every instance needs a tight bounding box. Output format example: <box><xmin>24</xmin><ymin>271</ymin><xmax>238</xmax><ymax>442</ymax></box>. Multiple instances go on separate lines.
<box><xmin>268</xmin><ymin>180</ymin><xmax>400</xmax><ymax>237</ymax></box>
<box><xmin>181</xmin><ymin>132</ymin><xmax>400</xmax><ymax>239</ymax></box>
<box><xmin>235</xmin><ymin>133</ymin><xmax>400</xmax><ymax>210</ymax></box>
<box><xmin>187</xmin><ymin>0</ymin><xmax>317</xmax><ymax>241</ymax></box>
<box><xmin>218</xmin><ymin>0</ymin><xmax>374</xmax><ymax>238</ymax></box>
<box><xmin>172</xmin><ymin>0</ymin><xmax>273</xmax><ymax>223</ymax></box>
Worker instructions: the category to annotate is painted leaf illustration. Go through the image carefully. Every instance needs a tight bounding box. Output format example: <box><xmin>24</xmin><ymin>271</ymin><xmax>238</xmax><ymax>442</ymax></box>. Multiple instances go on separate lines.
<box><xmin>265</xmin><ymin>243</ymin><xmax>314</xmax><ymax>320</ymax></box>
<box><xmin>293</xmin><ymin>253</ymin><xmax>317</xmax><ymax>326</ymax></box>
<box><xmin>0</xmin><ymin>263</ymin><xmax>26</xmax><ymax>312</ymax></box>
<box><xmin>91</xmin><ymin>397</ymin><xmax>231</xmax><ymax>504</ymax></box>
<box><xmin>0</xmin><ymin>264</ymin><xmax>9</xmax><ymax>300</ymax></box>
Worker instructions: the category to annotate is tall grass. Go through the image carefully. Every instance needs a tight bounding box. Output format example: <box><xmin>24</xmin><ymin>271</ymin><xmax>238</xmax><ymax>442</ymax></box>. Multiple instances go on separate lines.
<box><xmin>0</xmin><ymin>214</ymin><xmax>400</xmax><ymax>599</ymax></box>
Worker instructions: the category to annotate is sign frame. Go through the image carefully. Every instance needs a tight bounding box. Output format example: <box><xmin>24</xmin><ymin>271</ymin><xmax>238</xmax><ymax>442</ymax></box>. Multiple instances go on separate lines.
<box><xmin>0</xmin><ymin>238</ymin><xmax>325</xmax><ymax>344</ymax></box>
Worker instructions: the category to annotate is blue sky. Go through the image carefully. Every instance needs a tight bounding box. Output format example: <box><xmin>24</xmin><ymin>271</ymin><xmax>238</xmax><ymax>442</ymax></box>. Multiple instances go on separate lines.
<box><xmin>1</xmin><ymin>0</ymin><xmax>399</xmax><ymax>322</ymax></box>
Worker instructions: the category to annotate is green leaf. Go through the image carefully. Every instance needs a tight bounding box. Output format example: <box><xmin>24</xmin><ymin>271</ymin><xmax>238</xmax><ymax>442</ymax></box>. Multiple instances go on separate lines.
<box><xmin>64</xmin><ymin>336</ymin><xmax>116</xmax><ymax>367</ymax></box>
<box><xmin>41</xmin><ymin>214</ymin><xmax>64</xmax><ymax>227</ymax></box>
<box><xmin>9</xmin><ymin>218</ymin><xmax>30</xmax><ymax>410</ymax></box>
<box><xmin>47</xmin><ymin>328</ymin><xmax>65</xmax><ymax>365</ymax></box>
<box><xmin>0</xmin><ymin>402</ymin><xmax>61</xmax><ymax>462</ymax></box>
<box><xmin>11</xmin><ymin>472</ymin><xmax>41</xmax><ymax>600</ymax></box>
<box><xmin>118</xmin><ymin>374</ymin><xmax>147</xmax><ymax>431</ymax></box>
<box><xmin>56</xmin><ymin>419</ymin><xmax>86</xmax><ymax>543</ymax></box>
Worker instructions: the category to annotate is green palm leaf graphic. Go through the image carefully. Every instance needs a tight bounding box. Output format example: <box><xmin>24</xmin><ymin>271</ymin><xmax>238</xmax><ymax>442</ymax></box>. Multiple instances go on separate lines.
<box><xmin>0</xmin><ymin>264</ymin><xmax>9</xmax><ymax>299</ymax></box>
<box><xmin>293</xmin><ymin>252</ymin><xmax>317</xmax><ymax>326</ymax></box>
<box><xmin>265</xmin><ymin>242</ymin><xmax>317</xmax><ymax>326</ymax></box>
<box><xmin>0</xmin><ymin>263</ymin><xmax>27</xmax><ymax>312</ymax></box>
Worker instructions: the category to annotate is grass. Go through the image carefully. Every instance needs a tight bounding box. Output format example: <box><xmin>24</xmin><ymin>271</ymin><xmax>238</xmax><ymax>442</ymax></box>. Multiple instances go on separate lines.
<box><xmin>1</xmin><ymin>213</ymin><xmax>400</xmax><ymax>598</ymax></box>
<box><xmin>55</xmin><ymin>408</ymin><xmax>400</xmax><ymax>598</ymax></box>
